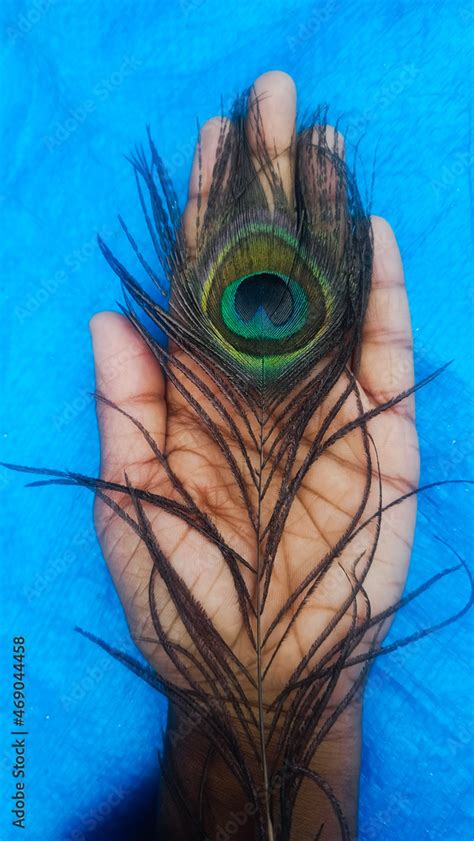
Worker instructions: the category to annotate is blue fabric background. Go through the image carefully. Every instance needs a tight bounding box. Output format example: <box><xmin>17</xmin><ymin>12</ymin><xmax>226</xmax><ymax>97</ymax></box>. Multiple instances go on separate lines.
<box><xmin>1</xmin><ymin>1</ymin><xmax>473</xmax><ymax>839</ymax></box>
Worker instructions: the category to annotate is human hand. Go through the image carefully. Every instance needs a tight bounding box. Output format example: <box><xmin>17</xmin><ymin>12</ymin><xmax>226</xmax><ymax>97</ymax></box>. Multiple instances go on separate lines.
<box><xmin>90</xmin><ymin>71</ymin><xmax>418</xmax><ymax>839</ymax></box>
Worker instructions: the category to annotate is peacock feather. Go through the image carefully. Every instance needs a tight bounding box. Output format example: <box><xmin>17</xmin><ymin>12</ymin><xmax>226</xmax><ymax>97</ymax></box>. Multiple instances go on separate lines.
<box><xmin>99</xmin><ymin>99</ymin><xmax>372</xmax><ymax>408</ymax></box>
<box><xmin>4</xmin><ymin>89</ymin><xmax>472</xmax><ymax>841</ymax></box>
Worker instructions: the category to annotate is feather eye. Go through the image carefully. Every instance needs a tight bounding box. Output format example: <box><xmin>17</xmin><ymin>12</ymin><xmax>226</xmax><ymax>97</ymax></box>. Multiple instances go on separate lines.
<box><xmin>197</xmin><ymin>217</ymin><xmax>329</xmax><ymax>377</ymax></box>
<box><xmin>104</xmin><ymin>98</ymin><xmax>373</xmax><ymax>404</ymax></box>
<box><xmin>181</xmin><ymin>108</ymin><xmax>373</xmax><ymax>396</ymax></box>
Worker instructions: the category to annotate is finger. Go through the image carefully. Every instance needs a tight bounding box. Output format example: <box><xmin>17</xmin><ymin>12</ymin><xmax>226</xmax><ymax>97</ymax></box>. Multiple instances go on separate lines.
<box><xmin>246</xmin><ymin>70</ymin><xmax>297</xmax><ymax>206</ymax></box>
<box><xmin>308</xmin><ymin>124</ymin><xmax>345</xmax><ymax>202</ymax></box>
<box><xmin>89</xmin><ymin>311</ymin><xmax>167</xmax><ymax>482</ymax></box>
<box><xmin>297</xmin><ymin>124</ymin><xmax>346</xmax><ymax>251</ymax></box>
<box><xmin>358</xmin><ymin>216</ymin><xmax>415</xmax><ymax>414</ymax></box>
<box><xmin>182</xmin><ymin>116</ymin><xmax>232</xmax><ymax>258</ymax></box>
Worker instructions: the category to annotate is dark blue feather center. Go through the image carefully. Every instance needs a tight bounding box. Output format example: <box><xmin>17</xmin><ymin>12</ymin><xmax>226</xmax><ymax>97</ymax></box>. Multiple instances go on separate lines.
<box><xmin>234</xmin><ymin>273</ymin><xmax>294</xmax><ymax>325</ymax></box>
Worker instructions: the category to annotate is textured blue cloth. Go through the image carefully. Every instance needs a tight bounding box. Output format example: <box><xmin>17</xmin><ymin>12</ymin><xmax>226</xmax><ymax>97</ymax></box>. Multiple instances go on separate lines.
<box><xmin>1</xmin><ymin>1</ymin><xmax>473</xmax><ymax>839</ymax></box>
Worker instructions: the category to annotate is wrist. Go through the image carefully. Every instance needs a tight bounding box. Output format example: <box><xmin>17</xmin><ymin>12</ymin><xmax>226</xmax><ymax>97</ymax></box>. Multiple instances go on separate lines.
<box><xmin>159</xmin><ymin>699</ymin><xmax>362</xmax><ymax>840</ymax></box>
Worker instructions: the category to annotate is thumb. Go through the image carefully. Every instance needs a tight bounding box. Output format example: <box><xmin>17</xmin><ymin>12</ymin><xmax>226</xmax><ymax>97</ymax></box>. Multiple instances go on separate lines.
<box><xmin>89</xmin><ymin>311</ymin><xmax>167</xmax><ymax>483</ymax></box>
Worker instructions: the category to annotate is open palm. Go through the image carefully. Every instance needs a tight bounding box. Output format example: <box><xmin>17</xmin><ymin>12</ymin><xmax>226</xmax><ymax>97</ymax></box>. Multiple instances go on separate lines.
<box><xmin>90</xmin><ymin>72</ymin><xmax>418</xmax><ymax>715</ymax></box>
